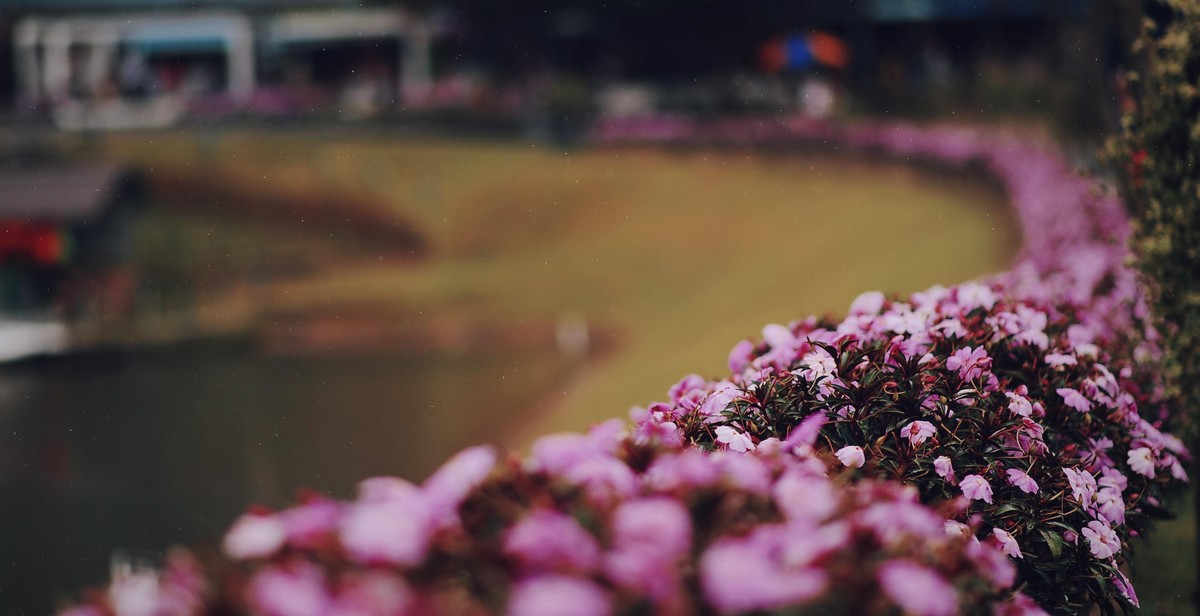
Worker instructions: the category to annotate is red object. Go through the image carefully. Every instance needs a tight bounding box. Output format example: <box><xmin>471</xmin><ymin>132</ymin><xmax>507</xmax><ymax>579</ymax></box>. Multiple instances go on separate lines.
<box><xmin>759</xmin><ymin>38</ymin><xmax>787</xmax><ymax>74</ymax></box>
<box><xmin>0</xmin><ymin>221</ymin><xmax>65</xmax><ymax>265</ymax></box>
<box><xmin>808</xmin><ymin>32</ymin><xmax>849</xmax><ymax>70</ymax></box>
<box><xmin>1130</xmin><ymin>148</ymin><xmax>1148</xmax><ymax>188</ymax></box>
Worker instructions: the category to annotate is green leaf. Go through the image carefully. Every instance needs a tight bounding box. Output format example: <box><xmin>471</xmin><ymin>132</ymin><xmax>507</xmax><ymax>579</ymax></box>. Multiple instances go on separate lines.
<box><xmin>1039</xmin><ymin>529</ymin><xmax>1064</xmax><ymax>560</ymax></box>
<box><xmin>993</xmin><ymin>502</ymin><xmax>1021</xmax><ymax>517</ymax></box>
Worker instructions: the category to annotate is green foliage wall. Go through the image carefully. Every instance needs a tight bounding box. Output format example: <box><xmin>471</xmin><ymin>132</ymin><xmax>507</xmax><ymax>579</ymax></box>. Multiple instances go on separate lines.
<box><xmin>1115</xmin><ymin>0</ymin><xmax>1200</xmax><ymax>436</ymax></box>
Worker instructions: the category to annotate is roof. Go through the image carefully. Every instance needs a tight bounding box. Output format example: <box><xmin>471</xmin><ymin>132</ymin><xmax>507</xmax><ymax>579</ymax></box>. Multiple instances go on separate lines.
<box><xmin>0</xmin><ymin>165</ymin><xmax>129</xmax><ymax>223</ymax></box>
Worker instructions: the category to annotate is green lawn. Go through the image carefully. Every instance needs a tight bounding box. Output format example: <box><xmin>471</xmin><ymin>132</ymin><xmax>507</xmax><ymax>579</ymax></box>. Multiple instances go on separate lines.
<box><xmin>81</xmin><ymin>129</ymin><xmax>1018</xmax><ymax>438</ymax></box>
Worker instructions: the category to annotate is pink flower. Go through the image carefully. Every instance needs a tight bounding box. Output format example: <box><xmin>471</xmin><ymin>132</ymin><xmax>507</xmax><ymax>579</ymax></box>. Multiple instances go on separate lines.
<box><xmin>506</xmin><ymin>575</ymin><xmax>611</xmax><ymax>616</ymax></box>
<box><xmin>699</xmin><ymin>383</ymin><xmax>741</xmax><ymax>417</ymax></box>
<box><xmin>991</xmin><ymin>528</ymin><xmax>1023</xmax><ymax>559</ymax></box>
<box><xmin>280</xmin><ymin>498</ymin><xmax>341</xmax><ymax>548</ymax></box>
<box><xmin>933</xmin><ymin>456</ymin><xmax>956</xmax><ymax>484</ymax></box>
<box><xmin>960</xmin><ymin>474</ymin><xmax>993</xmax><ymax>504</ymax></box>
<box><xmin>643</xmin><ymin>450</ymin><xmax>721</xmax><ymax>491</ymax></box>
<box><xmin>1063</xmin><ymin>468</ymin><xmax>1097</xmax><ymax>506</ymax></box>
<box><xmin>1098</xmin><ymin>467</ymin><xmax>1128</xmax><ymax>491</ymax></box>
<box><xmin>249</xmin><ymin>565</ymin><xmax>331</xmax><ymax>616</ymax></box>
<box><xmin>859</xmin><ymin>501</ymin><xmax>944</xmax><ymax>544</ymax></box>
<box><xmin>966</xmin><ymin>540</ymin><xmax>1016</xmax><ymax>589</ymax></box>
<box><xmin>422</xmin><ymin>445</ymin><xmax>497</xmax><ymax>527</ymax></box>
<box><xmin>714</xmin><ymin>425</ymin><xmax>756</xmax><ymax>452</ymax></box>
<box><xmin>1056</xmin><ymin>387</ymin><xmax>1092</xmax><ymax>412</ymax></box>
<box><xmin>505</xmin><ymin>510</ymin><xmax>601</xmax><ymax>573</ymax></box>
<box><xmin>604</xmin><ymin>549</ymin><xmax>681</xmax><ymax>604</ymax></box>
<box><xmin>611</xmin><ymin>498</ymin><xmax>692</xmax><ymax>560</ymax></box>
<box><xmin>946</xmin><ymin>346</ymin><xmax>991</xmax><ymax>381</ymax></box>
<box><xmin>1081</xmin><ymin>520</ymin><xmax>1121</xmax><ymax>560</ymax></box>
<box><xmin>330</xmin><ymin>572</ymin><xmax>414</xmax><ymax>616</ymax></box>
<box><xmin>835</xmin><ymin>445</ymin><xmax>865</xmax><ymax>468</ymax></box>
<box><xmin>786</xmin><ymin>413</ymin><xmax>827</xmax><ymax>448</ymax></box>
<box><xmin>849</xmin><ymin>290</ymin><xmax>886</xmax><ymax>316</ymax></box>
<box><xmin>339</xmin><ymin>480</ymin><xmax>434</xmax><ymax>567</ymax></box>
<box><xmin>1005</xmin><ymin>468</ymin><xmax>1039</xmax><ymax>494</ymax></box>
<box><xmin>1005</xmin><ymin>392</ymin><xmax>1033</xmax><ymax>417</ymax></box>
<box><xmin>727</xmin><ymin>339</ymin><xmax>755</xmax><ymax>373</ymax></box>
<box><xmin>1112</xmin><ymin>570</ymin><xmax>1140</xmax><ymax>608</ymax></box>
<box><xmin>1127</xmin><ymin>447</ymin><xmax>1156</xmax><ymax>478</ymax></box>
<box><xmin>994</xmin><ymin>593</ymin><xmax>1051</xmax><ymax>616</ymax></box>
<box><xmin>773</xmin><ymin>470</ymin><xmax>838</xmax><ymax>522</ymax></box>
<box><xmin>900</xmin><ymin>421</ymin><xmax>937</xmax><ymax>447</ymax></box>
<box><xmin>222</xmin><ymin>512</ymin><xmax>286</xmax><ymax>560</ymax></box>
<box><xmin>606</xmin><ymin>501</ymin><xmax>693</xmax><ymax>605</ymax></box>
<box><xmin>877</xmin><ymin>560</ymin><xmax>959</xmax><ymax>616</ymax></box>
<box><xmin>1095</xmin><ymin>487</ymin><xmax>1126</xmax><ymax>526</ymax></box>
<box><xmin>700</xmin><ymin>534</ymin><xmax>828</xmax><ymax>613</ymax></box>
<box><xmin>1044</xmin><ymin>352</ymin><xmax>1077</xmax><ymax>367</ymax></box>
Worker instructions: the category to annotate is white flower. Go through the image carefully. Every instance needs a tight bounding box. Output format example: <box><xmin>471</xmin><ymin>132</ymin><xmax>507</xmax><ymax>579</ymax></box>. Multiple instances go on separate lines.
<box><xmin>1128</xmin><ymin>447</ymin><xmax>1156</xmax><ymax>478</ymax></box>
<box><xmin>1044</xmin><ymin>352</ymin><xmax>1077</xmax><ymax>367</ymax></box>
<box><xmin>798</xmin><ymin>350</ymin><xmax>838</xmax><ymax>381</ymax></box>
<box><xmin>1005</xmin><ymin>392</ymin><xmax>1033</xmax><ymax>417</ymax></box>
<box><xmin>900</xmin><ymin>421</ymin><xmax>937</xmax><ymax>447</ymax></box>
<box><xmin>957</xmin><ymin>282</ymin><xmax>997</xmax><ymax>311</ymax></box>
<box><xmin>714</xmin><ymin>426</ymin><xmax>756</xmax><ymax>453</ymax></box>
<box><xmin>835</xmin><ymin>445</ymin><xmax>865</xmax><ymax>468</ymax></box>
<box><xmin>223</xmin><ymin>513</ymin><xmax>286</xmax><ymax>560</ymax></box>
<box><xmin>943</xmin><ymin>520</ymin><xmax>971</xmax><ymax>539</ymax></box>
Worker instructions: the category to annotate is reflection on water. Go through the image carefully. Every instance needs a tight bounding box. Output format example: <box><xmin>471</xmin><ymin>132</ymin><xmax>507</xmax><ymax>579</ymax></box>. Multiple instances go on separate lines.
<box><xmin>0</xmin><ymin>344</ymin><xmax>570</xmax><ymax>614</ymax></box>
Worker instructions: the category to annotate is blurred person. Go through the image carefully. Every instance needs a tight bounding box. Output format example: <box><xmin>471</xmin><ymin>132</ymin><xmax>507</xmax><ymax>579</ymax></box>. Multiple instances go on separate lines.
<box><xmin>118</xmin><ymin>49</ymin><xmax>150</xmax><ymax>98</ymax></box>
<box><xmin>799</xmin><ymin>75</ymin><xmax>835</xmax><ymax>118</ymax></box>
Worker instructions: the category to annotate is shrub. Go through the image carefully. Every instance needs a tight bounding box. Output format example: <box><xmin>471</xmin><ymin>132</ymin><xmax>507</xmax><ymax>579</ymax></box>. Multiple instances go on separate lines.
<box><xmin>61</xmin><ymin>432</ymin><xmax>1045</xmax><ymax>616</ymax></box>
<box><xmin>634</xmin><ymin>281</ymin><xmax>1185</xmax><ymax>613</ymax></box>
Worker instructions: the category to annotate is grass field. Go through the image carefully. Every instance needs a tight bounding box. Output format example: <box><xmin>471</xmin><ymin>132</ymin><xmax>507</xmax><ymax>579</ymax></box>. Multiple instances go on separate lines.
<box><xmin>79</xmin><ymin>128</ymin><xmax>1019</xmax><ymax>438</ymax></box>
<box><xmin>70</xmin><ymin>128</ymin><xmax>1197</xmax><ymax>612</ymax></box>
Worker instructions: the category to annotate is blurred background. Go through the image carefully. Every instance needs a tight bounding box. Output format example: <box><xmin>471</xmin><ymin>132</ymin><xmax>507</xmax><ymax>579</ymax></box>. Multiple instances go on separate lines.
<box><xmin>0</xmin><ymin>0</ymin><xmax>1190</xmax><ymax>614</ymax></box>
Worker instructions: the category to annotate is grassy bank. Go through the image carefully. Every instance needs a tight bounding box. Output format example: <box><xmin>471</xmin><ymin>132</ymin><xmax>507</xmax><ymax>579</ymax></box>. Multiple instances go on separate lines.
<box><xmin>75</xmin><ymin>128</ymin><xmax>1018</xmax><ymax>440</ymax></box>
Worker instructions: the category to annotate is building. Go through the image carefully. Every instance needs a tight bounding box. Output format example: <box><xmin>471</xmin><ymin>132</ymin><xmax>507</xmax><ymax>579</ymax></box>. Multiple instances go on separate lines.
<box><xmin>2</xmin><ymin>1</ymin><xmax>433</xmax><ymax>127</ymax></box>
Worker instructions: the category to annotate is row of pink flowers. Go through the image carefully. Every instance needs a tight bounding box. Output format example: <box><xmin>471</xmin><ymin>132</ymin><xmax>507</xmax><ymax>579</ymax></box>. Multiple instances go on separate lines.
<box><xmin>63</xmin><ymin>116</ymin><xmax>1183</xmax><ymax>614</ymax></box>
<box><xmin>630</xmin><ymin>281</ymin><xmax>1181</xmax><ymax>612</ymax></box>
<box><xmin>66</xmin><ymin>426</ymin><xmax>1044</xmax><ymax>616</ymax></box>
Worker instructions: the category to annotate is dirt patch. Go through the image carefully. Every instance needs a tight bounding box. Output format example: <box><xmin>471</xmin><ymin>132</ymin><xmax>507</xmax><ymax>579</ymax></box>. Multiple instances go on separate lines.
<box><xmin>146</xmin><ymin>164</ymin><xmax>427</xmax><ymax>259</ymax></box>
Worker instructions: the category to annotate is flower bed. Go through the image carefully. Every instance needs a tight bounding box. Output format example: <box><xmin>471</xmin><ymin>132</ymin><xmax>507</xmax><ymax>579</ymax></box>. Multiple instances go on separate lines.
<box><xmin>63</xmin><ymin>117</ymin><xmax>1187</xmax><ymax>615</ymax></box>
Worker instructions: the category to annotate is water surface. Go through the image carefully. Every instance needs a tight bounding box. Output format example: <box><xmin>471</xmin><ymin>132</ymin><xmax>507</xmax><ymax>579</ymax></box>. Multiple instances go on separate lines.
<box><xmin>0</xmin><ymin>344</ymin><xmax>568</xmax><ymax>614</ymax></box>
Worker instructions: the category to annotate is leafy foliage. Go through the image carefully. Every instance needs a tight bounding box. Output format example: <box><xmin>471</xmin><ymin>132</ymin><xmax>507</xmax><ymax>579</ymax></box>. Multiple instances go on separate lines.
<box><xmin>1111</xmin><ymin>0</ymin><xmax>1200</xmax><ymax>441</ymax></box>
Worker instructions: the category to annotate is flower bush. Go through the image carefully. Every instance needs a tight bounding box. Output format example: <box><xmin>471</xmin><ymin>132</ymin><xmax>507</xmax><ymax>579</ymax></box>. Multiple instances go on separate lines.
<box><xmin>601</xmin><ymin>114</ymin><xmax>1189</xmax><ymax>611</ymax></box>
<box><xmin>63</xmin><ymin>117</ymin><xmax>1189</xmax><ymax>615</ymax></box>
<box><xmin>633</xmin><ymin>282</ymin><xmax>1184</xmax><ymax>613</ymax></box>
<box><xmin>63</xmin><ymin>430</ymin><xmax>1045</xmax><ymax>616</ymax></box>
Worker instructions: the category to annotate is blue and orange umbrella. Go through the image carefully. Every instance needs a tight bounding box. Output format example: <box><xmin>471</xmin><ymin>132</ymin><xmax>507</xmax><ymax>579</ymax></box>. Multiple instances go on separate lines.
<box><xmin>760</xmin><ymin>32</ymin><xmax>850</xmax><ymax>73</ymax></box>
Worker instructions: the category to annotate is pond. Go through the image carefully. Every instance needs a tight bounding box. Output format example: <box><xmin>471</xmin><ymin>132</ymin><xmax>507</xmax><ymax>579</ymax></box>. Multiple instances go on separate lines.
<box><xmin>0</xmin><ymin>344</ymin><xmax>571</xmax><ymax>614</ymax></box>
